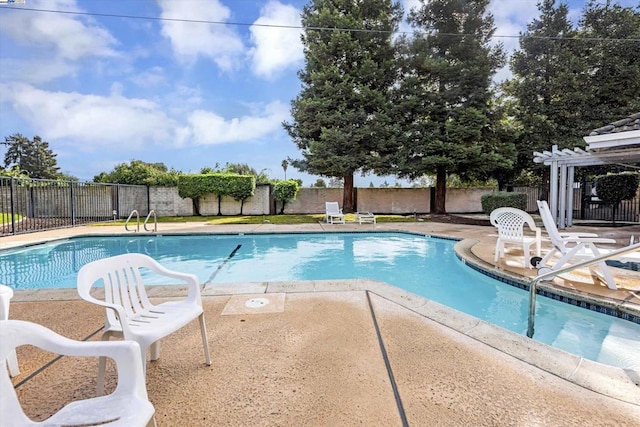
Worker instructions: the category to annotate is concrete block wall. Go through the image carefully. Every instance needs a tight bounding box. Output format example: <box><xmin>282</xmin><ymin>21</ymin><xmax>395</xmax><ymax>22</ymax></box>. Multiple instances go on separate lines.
<box><xmin>357</xmin><ymin>188</ymin><xmax>430</xmax><ymax>214</ymax></box>
<box><xmin>445</xmin><ymin>187</ymin><xmax>494</xmax><ymax>213</ymax></box>
<box><xmin>150</xmin><ymin>187</ymin><xmax>193</xmax><ymax>216</ymax></box>
<box><xmin>198</xmin><ymin>185</ymin><xmax>270</xmax><ymax>216</ymax></box>
<box><xmin>283</xmin><ymin>188</ymin><xmax>343</xmax><ymax>214</ymax></box>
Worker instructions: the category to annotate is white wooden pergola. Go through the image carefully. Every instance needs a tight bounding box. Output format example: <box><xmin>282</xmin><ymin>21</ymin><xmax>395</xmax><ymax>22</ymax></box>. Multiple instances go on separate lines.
<box><xmin>533</xmin><ymin>123</ymin><xmax>640</xmax><ymax>229</ymax></box>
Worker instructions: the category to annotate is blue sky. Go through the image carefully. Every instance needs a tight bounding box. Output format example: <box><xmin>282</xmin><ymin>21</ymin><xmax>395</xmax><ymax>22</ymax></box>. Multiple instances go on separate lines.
<box><xmin>0</xmin><ymin>1</ymin><xmax>635</xmax><ymax>186</ymax></box>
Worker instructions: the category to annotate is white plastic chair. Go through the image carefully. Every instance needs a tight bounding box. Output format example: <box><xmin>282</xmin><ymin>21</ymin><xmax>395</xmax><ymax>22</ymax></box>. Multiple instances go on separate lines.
<box><xmin>325</xmin><ymin>202</ymin><xmax>345</xmax><ymax>224</ymax></box>
<box><xmin>77</xmin><ymin>253</ymin><xmax>211</xmax><ymax>395</ymax></box>
<box><xmin>0</xmin><ymin>285</ymin><xmax>19</xmax><ymax>377</ymax></box>
<box><xmin>489</xmin><ymin>207</ymin><xmax>541</xmax><ymax>268</ymax></box>
<box><xmin>536</xmin><ymin>200</ymin><xmax>640</xmax><ymax>290</ymax></box>
<box><xmin>0</xmin><ymin>319</ymin><xmax>156</xmax><ymax>427</ymax></box>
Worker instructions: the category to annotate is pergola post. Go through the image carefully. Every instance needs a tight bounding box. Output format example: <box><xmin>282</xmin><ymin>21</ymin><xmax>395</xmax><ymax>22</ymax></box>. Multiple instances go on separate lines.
<box><xmin>558</xmin><ymin>164</ymin><xmax>567</xmax><ymax>228</ymax></box>
<box><xmin>566</xmin><ymin>166</ymin><xmax>575</xmax><ymax>227</ymax></box>
<box><xmin>549</xmin><ymin>146</ymin><xmax>559</xmax><ymax>225</ymax></box>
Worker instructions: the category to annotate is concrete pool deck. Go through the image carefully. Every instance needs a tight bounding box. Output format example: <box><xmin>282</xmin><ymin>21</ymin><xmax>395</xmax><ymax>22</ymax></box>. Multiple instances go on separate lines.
<box><xmin>3</xmin><ymin>220</ymin><xmax>640</xmax><ymax>425</ymax></box>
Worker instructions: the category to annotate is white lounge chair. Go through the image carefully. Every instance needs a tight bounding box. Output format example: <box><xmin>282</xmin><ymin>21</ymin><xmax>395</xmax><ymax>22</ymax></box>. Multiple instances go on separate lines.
<box><xmin>0</xmin><ymin>319</ymin><xmax>156</xmax><ymax>427</ymax></box>
<box><xmin>356</xmin><ymin>212</ymin><xmax>376</xmax><ymax>224</ymax></box>
<box><xmin>0</xmin><ymin>285</ymin><xmax>19</xmax><ymax>377</ymax></box>
<box><xmin>536</xmin><ymin>200</ymin><xmax>640</xmax><ymax>290</ymax></box>
<box><xmin>325</xmin><ymin>202</ymin><xmax>345</xmax><ymax>224</ymax></box>
<box><xmin>490</xmin><ymin>207</ymin><xmax>541</xmax><ymax>268</ymax></box>
<box><xmin>77</xmin><ymin>253</ymin><xmax>211</xmax><ymax>395</ymax></box>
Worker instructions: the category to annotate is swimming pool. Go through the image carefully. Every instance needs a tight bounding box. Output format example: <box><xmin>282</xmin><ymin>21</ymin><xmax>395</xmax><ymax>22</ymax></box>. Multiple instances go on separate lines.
<box><xmin>1</xmin><ymin>232</ymin><xmax>639</xmax><ymax>370</ymax></box>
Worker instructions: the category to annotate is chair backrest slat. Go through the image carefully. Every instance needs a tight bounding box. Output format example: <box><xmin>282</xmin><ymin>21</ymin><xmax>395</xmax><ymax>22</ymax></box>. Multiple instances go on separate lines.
<box><xmin>536</xmin><ymin>200</ymin><xmax>566</xmax><ymax>251</ymax></box>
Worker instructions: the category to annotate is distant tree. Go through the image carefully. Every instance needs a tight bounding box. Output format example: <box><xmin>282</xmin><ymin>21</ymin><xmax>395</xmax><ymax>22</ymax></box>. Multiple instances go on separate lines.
<box><xmin>328</xmin><ymin>177</ymin><xmax>343</xmax><ymax>188</ymax></box>
<box><xmin>393</xmin><ymin>0</ymin><xmax>509</xmax><ymax>214</ymax></box>
<box><xmin>94</xmin><ymin>160</ymin><xmax>180</xmax><ymax>186</ymax></box>
<box><xmin>313</xmin><ymin>178</ymin><xmax>327</xmax><ymax>188</ymax></box>
<box><xmin>212</xmin><ymin>163</ymin><xmax>271</xmax><ymax>184</ymax></box>
<box><xmin>380</xmin><ymin>180</ymin><xmax>390</xmax><ymax>188</ymax></box>
<box><xmin>0</xmin><ymin>166</ymin><xmax>29</xmax><ymax>179</ymax></box>
<box><xmin>281</xmin><ymin>159</ymin><xmax>288</xmax><ymax>180</ymax></box>
<box><xmin>284</xmin><ymin>0</ymin><xmax>403</xmax><ymax>212</ymax></box>
<box><xmin>2</xmin><ymin>134</ymin><xmax>61</xmax><ymax>179</ymax></box>
<box><xmin>368</xmin><ymin>181</ymin><xmax>374</xmax><ymax>188</ymax></box>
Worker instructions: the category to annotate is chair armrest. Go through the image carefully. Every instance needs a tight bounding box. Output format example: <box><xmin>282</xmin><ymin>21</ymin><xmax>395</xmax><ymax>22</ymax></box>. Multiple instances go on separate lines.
<box><xmin>6</xmin><ymin>320</ymin><xmax>148</xmax><ymax>398</ymax></box>
<box><xmin>562</xmin><ymin>237</ymin><xmax>617</xmax><ymax>244</ymax></box>
<box><xmin>146</xmin><ymin>260</ymin><xmax>203</xmax><ymax>306</ymax></box>
<box><xmin>558</xmin><ymin>232</ymin><xmax>599</xmax><ymax>238</ymax></box>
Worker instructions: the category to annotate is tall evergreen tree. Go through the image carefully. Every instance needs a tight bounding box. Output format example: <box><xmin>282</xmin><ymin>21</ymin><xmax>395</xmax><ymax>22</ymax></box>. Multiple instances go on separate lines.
<box><xmin>505</xmin><ymin>0</ymin><xmax>586</xmax><ymax>174</ymax></box>
<box><xmin>2</xmin><ymin>134</ymin><xmax>61</xmax><ymax>179</ymax></box>
<box><xmin>578</xmin><ymin>0</ymin><xmax>640</xmax><ymax>130</ymax></box>
<box><xmin>284</xmin><ymin>0</ymin><xmax>403</xmax><ymax>212</ymax></box>
<box><xmin>393</xmin><ymin>0</ymin><xmax>508</xmax><ymax>213</ymax></box>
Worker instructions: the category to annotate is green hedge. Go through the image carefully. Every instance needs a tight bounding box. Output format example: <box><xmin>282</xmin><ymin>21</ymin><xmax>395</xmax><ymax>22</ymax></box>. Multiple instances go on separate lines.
<box><xmin>481</xmin><ymin>192</ymin><xmax>527</xmax><ymax>215</ymax></box>
<box><xmin>178</xmin><ymin>173</ymin><xmax>256</xmax><ymax>215</ymax></box>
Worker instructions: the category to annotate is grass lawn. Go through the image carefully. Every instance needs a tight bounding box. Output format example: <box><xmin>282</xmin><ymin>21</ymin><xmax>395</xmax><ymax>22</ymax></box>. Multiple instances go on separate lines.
<box><xmin>102</xmin><ymin>213</ymin><xmax>420</xmax><ymax>226</ymax></box>
<box><xmin>1</xmin><ymin>213</ymin><xmax>22</xmax><ymax>222</ymax></box>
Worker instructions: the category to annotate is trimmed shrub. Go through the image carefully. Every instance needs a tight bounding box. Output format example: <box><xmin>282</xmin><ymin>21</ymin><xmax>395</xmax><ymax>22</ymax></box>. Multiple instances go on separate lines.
<box><xmin>273</xmin><ymin>180</ymin><xmax>300</xmax><ymax>214</ymax></box>
<box><xmin>595</xmin><ymin>172</ymin><xmax>640</xmax><ymax>225</ymax></box>
<box><xmin>481</xmin><ymin>191</ymin><xmax>527</xmax><ymax>215</ymax></box>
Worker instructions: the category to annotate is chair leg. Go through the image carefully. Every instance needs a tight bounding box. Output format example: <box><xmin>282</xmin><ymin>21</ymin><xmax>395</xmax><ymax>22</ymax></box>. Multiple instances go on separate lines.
<box><xmin>6</xmin><ymin>350</ymin><xmax>20</xmax><ymax>377</ymax></box>
<box><xmin>594</xmin><ymin>262</ymin><xmax>618</xmax><ymax>290</ymax></box>
<box><xmin>523</xmin><ymin>242</ymin><xmax>532</xmax><ymax>269</ymax></box>
<box><xmin>96</xmin><ymin>330</ymin><xmax>119</xmax><ymax>396</ymax></box>
<box><xmin>199</xmin><ymin>313</ymin><xmax>212</xmax><ymax>366</ymax></box>
<box><xmin>150</xmin><ymin>341</ymin><xmax>160</xmax><ymax>361</ymax></box>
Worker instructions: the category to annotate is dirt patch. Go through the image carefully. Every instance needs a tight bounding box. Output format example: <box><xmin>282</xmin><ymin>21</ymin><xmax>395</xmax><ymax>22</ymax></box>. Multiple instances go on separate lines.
<box><xmin>424</xmin><ymin>214</ymin><xmax>491</xmax><ymax>227</ymax></box>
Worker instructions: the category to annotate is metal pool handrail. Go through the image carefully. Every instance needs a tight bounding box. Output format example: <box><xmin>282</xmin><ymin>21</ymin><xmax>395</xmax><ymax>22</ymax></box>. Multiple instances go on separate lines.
<box><xmin>125</xmin><ymin>210</ymin><xmax>139</xmax><ymax>232</ymax></box>
<box><xmin>527</xmin><ymin>242</ymin><xmax>640</xmax><ymax>338</ymax></box>
<box><xmin>144</xmin><ymin>210</ymin><xmax>157</xmax><ymax>232</ymax></box>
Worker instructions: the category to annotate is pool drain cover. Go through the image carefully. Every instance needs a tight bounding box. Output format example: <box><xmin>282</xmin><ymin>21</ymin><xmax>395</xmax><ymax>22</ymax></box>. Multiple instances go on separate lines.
<box><xmin>245</xmin><ymin>297</ymin><xmax>270</xmax><ymax>308</ymax></box>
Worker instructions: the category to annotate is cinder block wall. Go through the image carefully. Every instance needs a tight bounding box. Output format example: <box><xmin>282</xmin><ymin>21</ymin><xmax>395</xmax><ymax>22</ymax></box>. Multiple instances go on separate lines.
<box><xmin>148</xmin><ymin>186</ymin><xmax>495</xmax><ymax>216</ymax></box>
<box><xmin>150</xmin><ymin>187</ymin><xmax>193</xmax><ymax>216</ymax></box>
<box><xmin>199</xmin><ymin>185</ymin><xmax>271</xmax><ymax>216</ymax></box>
<box><xmin>283</xmin><ymin>188</ymin><xmax>343</xmax><ymax>214</ymax></box>
<box><xmin>445</xmin><ymin>188</ymin><xmax>493</xmax><ymax>213</ymax></box>
<box><xmin>357</xmin><ymin>188</ymin><xmax>430</xmax><ymax>214</ymax></box>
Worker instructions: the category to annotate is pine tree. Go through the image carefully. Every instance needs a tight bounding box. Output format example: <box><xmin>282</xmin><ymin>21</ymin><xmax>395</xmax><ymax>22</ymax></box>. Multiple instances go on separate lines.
<box><xmin>393</xmin><ymin>0</ymin><xmax>508</xmax><ymax>213</ymax></box>
<box><xmin>284</xmin><ymin>0</ymin><xmax>403</xmax><ymax>212</ymax></box>
<box><xmin>2</xmin><ymin>134</ymin><xmax>61</xmax><ymax>179</ymax></box>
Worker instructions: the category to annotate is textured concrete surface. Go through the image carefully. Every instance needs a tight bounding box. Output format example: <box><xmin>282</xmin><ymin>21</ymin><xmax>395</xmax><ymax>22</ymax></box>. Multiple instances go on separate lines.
<box><xmin>2</xmin><ymin>220</ymin><xmax>640</xmax><ymax>425</ymax></box>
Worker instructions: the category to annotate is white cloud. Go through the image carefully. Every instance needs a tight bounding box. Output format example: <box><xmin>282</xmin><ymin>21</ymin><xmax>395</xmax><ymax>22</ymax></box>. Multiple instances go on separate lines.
<box><xmin>0</xmin><ymin>57</ymin><xmax>76</xmax><ymax>85</ymax></box>
<box><xmin>0</xmin><ymin>82</ymin><xmax>177</xmax><ymax>150</ymax></box>
<box><xmin>248</xmin><ymin>1</ymin><xmax>303</xmax><ymax>80</ymax></box>
<box><xmin>186</xmin><ymin>101</ymin><xmax>290</xmax><ymax>145</ymax></box>
<box><xmin>0</xmin><ymin>0</ymin><xmax>117</xmax><ymax>60</ymax></box>
<box><xmin>156</xmin><ymin>0</ymin><xmax>245</xmax><ymax>71</ymax></box>
<box><xmin>489</xmin><ymin>0</ymin><xmax>539</xmax><ymax>53</ymax></box>
<box><xmin>129</xmin><ymin>66</ymin><xmax>167</xmax><ymax>88</ymax></box>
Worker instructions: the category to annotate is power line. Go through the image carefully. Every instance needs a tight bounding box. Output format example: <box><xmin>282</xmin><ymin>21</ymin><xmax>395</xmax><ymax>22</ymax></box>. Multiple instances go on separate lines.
<box><xmin>1</xmin><ymin>5</ymin><xmax>639</xmax><ymax>42</ymax></box>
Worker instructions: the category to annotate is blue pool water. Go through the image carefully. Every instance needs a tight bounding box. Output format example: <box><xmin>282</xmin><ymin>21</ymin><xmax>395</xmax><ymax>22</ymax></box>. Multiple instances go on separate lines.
<box><xmin>1</xmin><ymin>232</ymin><xmax>638</xmax><ymax>369</ymax></box>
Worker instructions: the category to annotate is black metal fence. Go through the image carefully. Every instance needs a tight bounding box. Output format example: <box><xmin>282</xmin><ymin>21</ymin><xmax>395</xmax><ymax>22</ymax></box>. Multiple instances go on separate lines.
<box><xmin>511</xmin><ymin>184</ymin><xmax>639</xmax><ymax>223</ymax></box>
<box><xmin>0</xmin><ymin>177</ymin><xmax>148</xmax><ymax>236</ymax></box>
<box><xmin>578</xmin><ymin>181</ymin><xmax>640</xmax><ymax>224</ymax></box>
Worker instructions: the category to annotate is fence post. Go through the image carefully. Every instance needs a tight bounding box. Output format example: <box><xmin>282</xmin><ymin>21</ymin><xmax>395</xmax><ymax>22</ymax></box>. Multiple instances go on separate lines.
<box><xmin>10</xmin><ymin>177</ymin><xmax>16</xmax><ymax>235</ymax></box>
<box><xmin>70</xmin><ymin>182</ymin><xmax>76</xmax><ymax>227</ymax></box>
